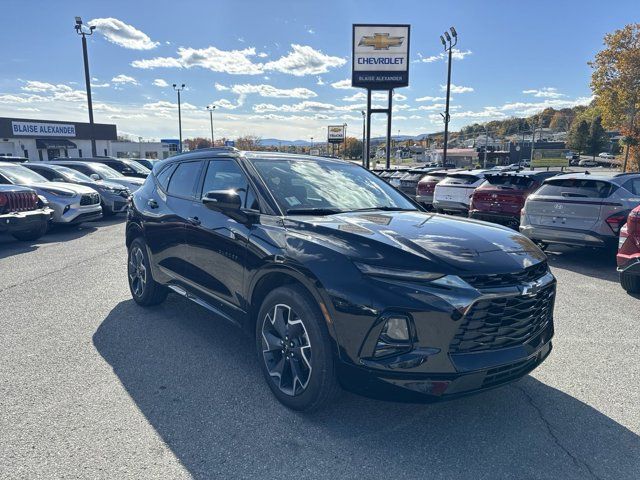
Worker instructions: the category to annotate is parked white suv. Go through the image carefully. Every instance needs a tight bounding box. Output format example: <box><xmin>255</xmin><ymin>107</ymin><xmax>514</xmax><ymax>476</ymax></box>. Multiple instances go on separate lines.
<box><xmin>433</xmin><ymin>169</ymin><xmax>489</xmax><ymax>214</ymax></box>
<box><xmin>599</xmin><ymin>152</ymin><xmax>616</xmax><ymax>159</ymax></box>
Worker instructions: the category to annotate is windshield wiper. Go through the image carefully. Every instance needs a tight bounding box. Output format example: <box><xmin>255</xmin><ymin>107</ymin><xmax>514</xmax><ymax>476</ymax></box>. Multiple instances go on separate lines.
<box><xmin>285</xmin><ymin>207</ymin><xmax>343</xmax><ymax>216</ymax></box>
<box><xmin>348</xmin><ymin>206</ymin><xmax>418</xmax><ymax>212</ymax></box>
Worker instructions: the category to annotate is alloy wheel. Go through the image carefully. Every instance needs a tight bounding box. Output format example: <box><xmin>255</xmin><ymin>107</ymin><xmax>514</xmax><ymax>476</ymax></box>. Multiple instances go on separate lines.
<box><xmin>128</xmin><ymin>246</ymin><xmax>147</xmax><ymax>297</ymax></box>
<box><xmin>261</xmin><ymin>303</ymin><xmax>312</xmax><ymax>396</ymax></box>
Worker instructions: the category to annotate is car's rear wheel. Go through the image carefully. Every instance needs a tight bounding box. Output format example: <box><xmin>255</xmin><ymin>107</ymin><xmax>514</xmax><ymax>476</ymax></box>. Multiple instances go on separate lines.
<box><xmin>256</xmin><ymin>285</ymin><xmax>340</xmax><ymax>411</ymax></box>
<box><xmin>128</xmin><ymin>237</ymin><xmax>168</xmax><ymax>306</ymax></box>
<box><xmin>620</xmin><ymin>272</ymin><xmax>640</xmax><ymax>294</ymax></box>
<box><xmin>11</xmin><ymin>222</ymin><xmax>48</xmax><ymax>241</ymax></box>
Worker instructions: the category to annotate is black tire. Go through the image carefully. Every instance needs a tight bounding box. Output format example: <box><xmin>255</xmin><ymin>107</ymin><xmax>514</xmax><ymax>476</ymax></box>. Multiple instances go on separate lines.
<box><xmin>256</xmin><ymin>284</ymin><xmax>340</xmax><ymax>412</ymax></box>
<box><xmin>620</xmin><ymin>272</ymin><xmax>640</xmax><ymax>294</ymax></box>
<box><xmin>127</xmin><ymin>237</ymin><xmax>168</xmax><ymax>306</ymax></box>
<box><xmin>11</xmin><ymin>222</ymin><xmax>48</xmax><ymax>241</ymax></box>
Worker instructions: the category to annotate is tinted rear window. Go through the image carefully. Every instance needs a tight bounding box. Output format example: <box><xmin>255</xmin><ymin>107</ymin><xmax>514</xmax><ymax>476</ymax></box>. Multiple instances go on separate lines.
<box><xmin>167</xmin><ymin>161</ymin><xmax>202</xmax><ymax>198</ymax></box>
<box><xmin>422</xmin><ymin>174</ymin><xmax>448</xmax><ymax>183</ymax></box>
<box><xmin>440</xmin><ymin>174</ymin><xmax>480</xmax><ymax>185</ymax></box>
<box><xmin>485</xmin><ymin>175</ymin><xmax>534</xmax><ymax>189</ymax></box>
<box><xmin>537</xmin><ymin>179</ymin><xmax>617</xmax><ymax>198</ymax></box>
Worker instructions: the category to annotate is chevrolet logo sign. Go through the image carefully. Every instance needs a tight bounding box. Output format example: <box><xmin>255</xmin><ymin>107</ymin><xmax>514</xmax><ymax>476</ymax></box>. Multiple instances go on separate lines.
<box><xmin>359</xmin><ymin>33</ymin><xmax>404</xmax><ymax>50</ymax></box>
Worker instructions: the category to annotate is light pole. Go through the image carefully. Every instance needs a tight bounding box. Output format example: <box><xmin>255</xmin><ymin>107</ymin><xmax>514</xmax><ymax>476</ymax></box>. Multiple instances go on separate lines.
<box><xmin>342</xmin><ymin>123</ymin><xmax>347</xmax><ymax>159</ymax></box>
<box><xmin>206</xmin><ymin>105</ymin><xmax>216</xmax><ymax>147</ymax></box>
<box><xmin>483</xmin><ymin>126</ymin><xmax>489</xmax><ymax>168</ymax></box>
<box><xmin>310</xmin><ymin>136</ymin><xmax>314</xmax><ymax>155</ymax></box>
<box><xmin>74</xmin><ymin>17</ymin><xmax>97</xmax><ymax>157</ymax></box>
<box><xmin>361</xmin><ymin>110</ymin><xmax>366</xmax><ymax>166</ymax></box>
<box><xmin>440</xmin><ymin>26</ymin><xmax>458</xmax><ymax>166</ymax></box>
<box><xmin>173</xmin><ymin>84</ymin><xmax>185</xmax><ymax>152</ymax></box>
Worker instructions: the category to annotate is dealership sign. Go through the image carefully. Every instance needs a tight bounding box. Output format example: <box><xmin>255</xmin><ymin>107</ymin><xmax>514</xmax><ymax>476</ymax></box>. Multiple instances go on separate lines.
<box><xmin>11</xmin><ymin>121</ymin><xmax>76</xmax><ymax>137</ymax></box>
<box><xmin>352</xmin><ymin>24</ymin><xmax>410</xmax><ymax>90</ymax></box>
<box><xmin>327</xmin><ymin>125</ymin><xmax>345</xmax><ymax>143</ymax></box>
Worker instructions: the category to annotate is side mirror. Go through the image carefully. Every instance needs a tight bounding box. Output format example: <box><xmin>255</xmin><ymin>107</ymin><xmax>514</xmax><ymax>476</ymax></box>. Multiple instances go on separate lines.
<box><xmin>202</xmin><ymin>190</ymin><xmax>242</xmax><ymax>212</ymax></box>
<box><xmin>90</xmin><ymin>174</ymin><xmax>100</xmax><ymax>181</ymax></box>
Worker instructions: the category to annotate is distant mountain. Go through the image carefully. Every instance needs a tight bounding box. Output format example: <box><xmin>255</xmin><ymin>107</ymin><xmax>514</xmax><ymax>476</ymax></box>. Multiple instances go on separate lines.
<box><xmin>259</xmin><ymin>134</ymin><xmax>435</xmax><ymax>147</ymax></box>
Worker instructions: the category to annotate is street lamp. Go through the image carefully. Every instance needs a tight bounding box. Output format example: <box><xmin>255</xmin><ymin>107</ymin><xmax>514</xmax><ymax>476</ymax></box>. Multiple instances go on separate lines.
<box><xmin>173</xmin><ymin>84</ymin><xmax>185</xmax><ymax>152</ymax></box>
<box><xmin>74</xmin><ymin>17</ymin><xmax>97</xmax><ymax>157</ymax></box>
<box><xmin>361</xmin><ymin>110</ymin><xmax>366</xmax><ymax>166</ymax></box>
<box><xmin>343</xmin><ymin>123</ymin><xmax>347</xmax><ymax>159</ymax></box>
<box><xmin>310</xmin><ymin>136</ymin><xmax>314</xmax><ymax>155</ymax></box>
<box><xmin>206</xmin><ymin>105</ymin><xmax>216</xmax><ymax>147</ymax></box>
<box><xmin>440</xmin><ymin>26</ymin><xmax>458</xmax><ymax>166</ymax></box>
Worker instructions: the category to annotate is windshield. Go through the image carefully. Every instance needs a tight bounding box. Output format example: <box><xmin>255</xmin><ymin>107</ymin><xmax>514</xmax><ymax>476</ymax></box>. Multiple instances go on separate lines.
<box><xmin>536</xmin><ymin>179</ymin><xmax>616</xmax><ymax>198</ymax></box>
<box><xmin>50</xmin><ymin>165</ymin><xmax>93</xmax><ymax>183</ymax></box>
<box><xmin>0</xmin><ymin>165</ymin><xmax>48</xmax><ymax>184</ymax></box>
<box><xmin>250</xmin><ymin>158</ymin><xmax>417</xmax><ymax>214</ymax></box>
<box><xmin>91</xmin><ymin>163</ymin><xmax>124</xmax><ymax>179</ymax></box>
<box><xmin>123</xmin><ymin>160</ymin><xmax>151</xmax><ymax>174</ymax></box>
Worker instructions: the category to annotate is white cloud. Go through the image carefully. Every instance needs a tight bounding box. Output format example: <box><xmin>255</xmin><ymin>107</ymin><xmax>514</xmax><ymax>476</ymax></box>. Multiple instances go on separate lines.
<box><xmin>230</xmin><ymin>84</ymin><xmax>317</xmax><ymax>99</ymax></box>
<box><xmin>331</xmin><ymin>79</ymin><xmax>354</xmax><ymax>90</ymax></box>
<box><xmin>21</xmin><ymin>81</ymin><xmax>70</xmax><ymax>93</ymax></box>
<box><xmin>522</xmin><ymin>87</ymin><xmax>565</xmax><ymax>99</ymax></box>
<box><xmin>409</xmin><ymin>115</ymin><xmax>421</xmax><ymax>120</ymax></box>
<box><xmin>394</xmin><ymin>93</ymin><xmax>407</xmax><ymax>101</ymax></box>
<box><xmin>0</xmin><ymin>94</ymin><xmax>46</xmax><ymax>104</ymax></box>
<box><xmin>417</xmin><ymin>103</ymin><xmax>445</xmax><ymax>111</ymax></box>
<box><xmin>91</xmin><ymin>82</ymin><xmax>110</xmax><ymax>88</ymax></box>
<box><xmin>501</xmin><ymin>96</ymin><xmax>593</xmax><ymax>115</ymax></box>
<box><xmin>316</xmin><ymin>77</ymin><xmax>325</xmax><ymax>85</ymax></box>
<box><xmin>415</xmin><ymin>49</ymin><xmax>472</xmax><ymax>63</ymax></box>
<box><xmin>214</xmin><ymin>83</ymin><xmax>229</xmax><ymax>91</ymax></box>
<box><xmin>308</xmin><ymin>28</ymin><xmax>315</xmax><ymax>34</ymax></box>
<box><xmin>112</xmin><ymin>74</ymin><xmax>139</xmax><ymax>85</ymax></box>
<box><xmin>90</xmin><ymin>17</ymin><xmax>159</xmax><ymax>50</ymax></box>
<box><xmin>263</xmin><ymin>44</ymin><xmax>346</xmax><ymax>76</ymax></box>
<box><xmin>132</xmin><ymin>46</ymin><xmax>263</xmax><ymax>75</ymax></box>
<box><xmin>152</xmin><ymin>79</ymin><xmax>168</xmax><ymax>87</ymax></box>
<box><xmin>253</xmin><ymin>100</ymin><xmax>352</xmax><ymax>113</ymax></box>
<box><xmin>441</xmin><ymin>84</ymin><xmax>474</xmax><ymax>94</ymax></box>
<box><xmin>416</xmin><ymin>95</ymin><xmax>445</xmax><ymax>102</ymax></box>
<box><xmin>19</xmin><ymin>80</ymin><xmax>86</xmax><ymax>102</ymax></box>
<box><xmin>216</xmin><ymin>99</ymin><xmax>243</xmax><ymax>110</ymax></box>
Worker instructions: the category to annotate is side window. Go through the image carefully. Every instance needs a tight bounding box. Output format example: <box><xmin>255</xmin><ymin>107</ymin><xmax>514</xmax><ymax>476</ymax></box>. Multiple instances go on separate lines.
<box><xmin>70</xmin><ymin>164</ymin><xmax>92</xmax><ymax>176</ymax></box>
<box><xmin>201</xmin><ymin>159</ymin><xmax>259</xmax><ymax>210</ymax></box>
<box><xmin>34</xmin><ymin>168</ymin><xmax>56</xmax><ymax>181</ymax></box>
<box><xmin>167</xmin><ymin>161</ymin><xmax>202</xmax><ymax>198</ymax></box>
<box><xmin>155</xmin><ymin>164</ymin><xmax>176</xmax><ymax>191</ymax></box>
<box><xmin>623</xmin><ymin>178</ymin><xmax>640</xmax><ymax>195</ymax></box>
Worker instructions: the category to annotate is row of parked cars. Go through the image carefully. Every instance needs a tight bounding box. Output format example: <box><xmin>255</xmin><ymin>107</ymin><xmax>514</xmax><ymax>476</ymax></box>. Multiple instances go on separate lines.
<box><xmin>0</xmin><ymin>156</ymin><xmax>156</xmax><ymax>241</ymax></box>
<box><xmin>375</xmin><ymin>165</ymin><xmax>640</xmax><ymax>294</ymax></box>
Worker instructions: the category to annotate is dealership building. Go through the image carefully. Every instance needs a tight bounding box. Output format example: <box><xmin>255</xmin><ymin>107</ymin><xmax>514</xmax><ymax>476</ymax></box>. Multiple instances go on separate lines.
<box><xmin>0</xmin><ymin>117</ymin><xmax>117</xmax><ymax>160</ymax></box>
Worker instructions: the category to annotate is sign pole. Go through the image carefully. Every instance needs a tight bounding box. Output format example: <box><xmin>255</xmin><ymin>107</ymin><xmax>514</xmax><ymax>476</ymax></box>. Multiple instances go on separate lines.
<box><xmin>386</xmin><ymin>90</ymin><xmax>393</xmax><ymax>169</ymax></box>
<box><xmin>365</xmin><ymin>89</ymin><xmax>372</xmax><ymax>169</ymax></box>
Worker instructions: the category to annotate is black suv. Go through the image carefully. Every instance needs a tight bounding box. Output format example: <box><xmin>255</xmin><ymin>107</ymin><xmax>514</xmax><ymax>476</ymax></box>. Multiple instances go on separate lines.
<box><xmin>54</xmin><ymin>157</ymin><xmax>151</xmax><ymax>179</ymax></box>
<box><xmin>126</xmin><ymin>148</ymin><xmax>556</xmax><ymax>411</ymax></box>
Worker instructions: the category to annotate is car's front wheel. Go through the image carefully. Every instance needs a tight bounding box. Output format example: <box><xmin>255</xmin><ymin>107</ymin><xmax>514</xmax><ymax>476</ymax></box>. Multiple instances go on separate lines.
<box><xmin>620</xmin><ymin>272</ymin><xmax>640</xmax><ymax>294</ymax></box>
<box><xmin>128</xmin><ymin>237</ymin><xmax>168</xmax><ymax>306</ymax></box>
<box><xmin>11</xmin><ymin>222</ymin><xmax>48</xmax><ymax>241</ymax></box>
<box><xmin>256</xmin><ymin>285</ymin><xmax>340</xmax><ymax>411</ymax></box>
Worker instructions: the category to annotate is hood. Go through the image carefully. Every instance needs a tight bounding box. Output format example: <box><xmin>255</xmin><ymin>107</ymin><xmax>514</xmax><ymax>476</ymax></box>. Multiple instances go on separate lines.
<box><xmin>284</xmin><ymin>210</ymin><xmax>546</xmax><ymax>275</ymax></box>
<box><xmin>44</xmin><ymin>181</ymin><xmax>97</xmax><ymax>195</ymax></box>
<box><xmin>94</xmin><ymin>180</ymin><xmax>128</xmax><ymax>190</ymax></box>
<box><xmin>122</xmin><ymin>176</ymin><xmax>144</xmax><ymax>185</ymax></box>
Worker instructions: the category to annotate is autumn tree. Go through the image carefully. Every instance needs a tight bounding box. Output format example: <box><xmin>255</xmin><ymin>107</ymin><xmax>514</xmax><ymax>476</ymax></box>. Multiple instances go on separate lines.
<box><xmin>343</xmin><ymin>137</ymin><xmax>363</xmax><ymax>159</ymax></box>
<box><xmin>567</xmin><ymin>120</ymin><xmax>589</xmax><ymax>155</ymax></box>
<box><xmin>590</xmin><ymin>24</ymin><xmax>640</xmax><ymax>170</ymax></box>
<box><xmin>235</xmin><ymin>135</ymin><xmax>261</xmax><ymax>150</ymax></box>
<box><xmin>587</xmin><ymin>116</ymin><xmax>610</xmax><ymax>158</ymax></box>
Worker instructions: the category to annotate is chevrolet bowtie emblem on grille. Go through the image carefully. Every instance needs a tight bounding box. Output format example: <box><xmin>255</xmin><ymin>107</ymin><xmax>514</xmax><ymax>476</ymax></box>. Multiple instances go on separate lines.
<box><xmin>521</xmin><ymin>280</ymin><xmax>542</xmax><ymax>297</ymax></box>
<box><xmin>359</xmin><ymin>33</ymin><xmax>404</xmax><ymax>50</ymax></box>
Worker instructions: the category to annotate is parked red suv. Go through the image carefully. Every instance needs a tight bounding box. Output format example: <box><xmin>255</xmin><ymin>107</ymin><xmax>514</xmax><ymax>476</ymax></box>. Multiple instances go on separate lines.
<box><xmin>415</xmin><ymin>169</ymin><xmax>458</xmax><ymax>209</ymax></box>
<box><xmin>469</xmin><ymin>171</ymin><xmax>558</xmax><ymax>229</ymax></box>
<box><xmin>617</xmin><ymin>205</ymin><xmax>640</xmax><ymax>294</ymax></box>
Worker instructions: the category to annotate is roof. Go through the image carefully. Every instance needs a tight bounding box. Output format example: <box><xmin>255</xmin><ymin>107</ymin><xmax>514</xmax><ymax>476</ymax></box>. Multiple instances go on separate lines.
<box><xmin>544</xmin><ymin>172</ymin><xmax>639</xmax><ymax>183</ymax></box>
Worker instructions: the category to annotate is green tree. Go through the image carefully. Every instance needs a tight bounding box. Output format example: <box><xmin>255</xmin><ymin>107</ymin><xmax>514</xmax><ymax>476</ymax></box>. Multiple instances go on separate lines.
<box><xmin>587</xmin><ymin>116</ymin><xmax>610</xmax><ymax>158</ymax></box>
<box><xmin>567</xmin><ymin>120</ymin><xmax>590</xmax><ymax>155</ymax></box>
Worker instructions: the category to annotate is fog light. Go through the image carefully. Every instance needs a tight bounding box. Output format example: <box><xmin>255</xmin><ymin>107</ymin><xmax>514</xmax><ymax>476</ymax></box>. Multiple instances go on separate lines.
<box><xmin>63</xmin><ymin>205</ymin><xmax>71</xmax><ymax>213</ymax></box>
<box><xmin>383</xmin><ymin>316</ymin><xmax>410</xmax><ymax>342</ymax></box>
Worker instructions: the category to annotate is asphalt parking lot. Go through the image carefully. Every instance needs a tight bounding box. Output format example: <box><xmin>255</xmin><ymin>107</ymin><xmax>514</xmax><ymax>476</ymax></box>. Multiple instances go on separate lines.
<box><xmin>1</xmin><ymin>218</ymin><xmax>638</xmax><ymax>480</ymax></box>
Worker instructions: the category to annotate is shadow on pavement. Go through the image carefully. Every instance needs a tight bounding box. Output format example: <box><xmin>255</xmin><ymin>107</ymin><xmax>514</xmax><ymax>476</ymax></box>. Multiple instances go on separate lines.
<box><xmin>546</xmin><ymin>245</ymin><xmax>619</xmax><ymax>283</ymax></box>
<box><xmin>0</xmin><ymin>215</ymin><xmax>125</xmax><ymax>259</ymax></box>
<box><xmin>94</xmin><ymin>297</ymin><xmax>640</xmax><ymax>480</ymax></box>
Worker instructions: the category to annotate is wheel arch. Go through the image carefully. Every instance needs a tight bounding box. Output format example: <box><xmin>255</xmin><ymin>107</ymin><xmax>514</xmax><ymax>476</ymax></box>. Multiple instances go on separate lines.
<box><xmin>125</xmin><ymin>221</ymin><xmax>143</xmax><ymax>248</ymax></box>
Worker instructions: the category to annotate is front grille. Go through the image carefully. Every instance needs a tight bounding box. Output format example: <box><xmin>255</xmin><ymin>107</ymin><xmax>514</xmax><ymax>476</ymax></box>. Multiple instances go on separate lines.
<box><xmin>462</xmin><ymin>262</ymin><xmax>549</xmax><ymax>289</ymax></box>
<box><xmin>449</xmin><ymin>284</ymin><xmax>555</xmax><ymax>354</ymax></box>
<box><xmin>80</xmin><ymin>192</ymin><xmax>100</xmax><ymax>206</ymax></box>
<box><xmin>481</xmin><ymin>356</ymin><xmax>539</xmax><ymax>389</ymax></box>
<box><xmin>5</xmin><ymin>192</ymin><xmax>37</xmax><ymax>212</ymax></box>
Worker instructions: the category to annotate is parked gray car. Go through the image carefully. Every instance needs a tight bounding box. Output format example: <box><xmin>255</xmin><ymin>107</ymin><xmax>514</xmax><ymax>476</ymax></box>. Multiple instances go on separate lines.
<box><xmin>0</xmin><ymin>162</ymin><xmax>102</xmax><ymax>225</ymax></box>
<box><xmin>24</xmin><ymin>163</ymin><xmax>131</xmax><ymax>215</ymax></box>
<box><xmin>520</xmin><ymin>172</ymin><xmax>640</xmax><ymax>249</ymax></box>
<box><xmin>48</xmin><ymin>160</ymin><xmax>145</xmax><ymax>193</ymax></box>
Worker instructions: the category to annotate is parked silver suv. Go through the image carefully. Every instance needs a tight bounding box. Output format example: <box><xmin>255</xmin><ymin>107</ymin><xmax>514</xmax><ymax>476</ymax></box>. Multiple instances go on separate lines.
<box><xmin>520</xmin><ymin>172</ymin><xmax>640</xmax><ymax>249</ymax></box>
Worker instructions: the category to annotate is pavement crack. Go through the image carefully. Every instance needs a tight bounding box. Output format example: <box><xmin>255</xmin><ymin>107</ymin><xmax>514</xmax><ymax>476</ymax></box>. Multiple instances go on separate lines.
<box><xmin>512</xmin><ymin>384</ymin><xmax>603</xmax><ymax>480</ymax></box>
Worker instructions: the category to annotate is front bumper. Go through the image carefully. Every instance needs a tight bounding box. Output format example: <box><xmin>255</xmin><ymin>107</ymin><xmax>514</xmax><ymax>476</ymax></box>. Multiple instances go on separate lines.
<box><xmin>519</xmin><ymin>224</ymin><xmax>615</xmax><ymax>248</ymax></box>
<box><xmin>328</xmin><ymin>268</ymin><xmax>556</xmax><ymax>401</ymax></box>
<box><xmin>101</xmin><ymin>192</ymin><xmax>130</xmax><ymax>213</ymax></box>
<box><xmin>0</xmin><ymin>208</ymin><xmax>52</xmax><ymax>233</ymax></box>
<box><xmin>54</xmin><ymin>203</ymin><xmax>103</xmax><ymax>224</ymax></box>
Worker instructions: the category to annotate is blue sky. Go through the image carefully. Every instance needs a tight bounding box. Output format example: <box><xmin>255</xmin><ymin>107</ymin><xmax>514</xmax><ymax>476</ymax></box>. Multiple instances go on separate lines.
<box><xmin>0</xmin><ymin>0</ymin><xmax>636</xmax><ymax>141</ymax></box>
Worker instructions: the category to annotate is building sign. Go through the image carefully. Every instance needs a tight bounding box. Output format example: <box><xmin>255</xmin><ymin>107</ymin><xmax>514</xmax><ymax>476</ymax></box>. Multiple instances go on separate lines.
<box><xmin>224</xmin><ymin>140</ymin><xmax>235</xmax><ymax>147</ymax></box>
<box><xmin>327</xmin><ymin>125</ymin><xmax>345</xmax><ymax>144</ymax></box>
<box><xmin>352</xmin><ymin>24</ymin><xmax>410</xmax><ymax>90</ymax></box>
<box><xmin>11</xmin><ymin>121</ymin><xmax>76</xmax><ymax>137</ymax></box>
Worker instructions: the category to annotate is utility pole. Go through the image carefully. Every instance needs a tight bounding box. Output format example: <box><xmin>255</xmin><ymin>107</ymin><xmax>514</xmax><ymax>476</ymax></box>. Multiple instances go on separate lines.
<box><xmin>440</xmin><ymin>27</ymin><xmax>458</xmax><ymax>166</ymax></box>
<box><xmin>207</xmin><ymin>105</ymin><xmax>216</xmax><ymax>147</ymax></box>
<box><xmin>623</xmin><ymin>104</ymin><xmax>636</xmax><ymax>172</ymax></box>
<box><xmin>530</xmin><ymin>116</ymin><xmax>538</xmax><ymax>168</ymax></box>
<box><xmin>173</xmin><ymin>84</ymin><xmax>185</xmax><ymax>152</ymax></box>
<box><xmin>483</xmin><ymin>127</ymin><xmax>488</xmax><ymax>168</ymax></box>
<box><xmin>74</xmin><ymin>17</ymin><xmax>97</xmax><ymax>157</ymax></box>
<box><xmin>361</xmin><ymin>110</ymin><xmax>366</xmax><ymax>167</ymax></box>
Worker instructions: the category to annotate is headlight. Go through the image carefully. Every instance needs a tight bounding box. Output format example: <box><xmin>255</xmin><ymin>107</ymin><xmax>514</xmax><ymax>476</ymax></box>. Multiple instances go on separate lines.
<box><xmin>354</xmin><ymin>262</ymin><xmax>444</xmax><ymax>281</ymax></box>
<box><xmin>41</xmin><ymin>188</ymin><xmax>75</xmax><ymax>198</ymax></box>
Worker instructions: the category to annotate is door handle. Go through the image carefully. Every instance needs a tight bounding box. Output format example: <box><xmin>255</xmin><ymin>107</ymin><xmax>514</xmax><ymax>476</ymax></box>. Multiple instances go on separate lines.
<box><xmin>147</xmin><ymin>199</ymin><xmax>158</xmax><ymax>209</ymax></box>
<box><xmin>187</xmin><ymin>216</ymin><xmax>201</xmax><ymax>226</ymax></box>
